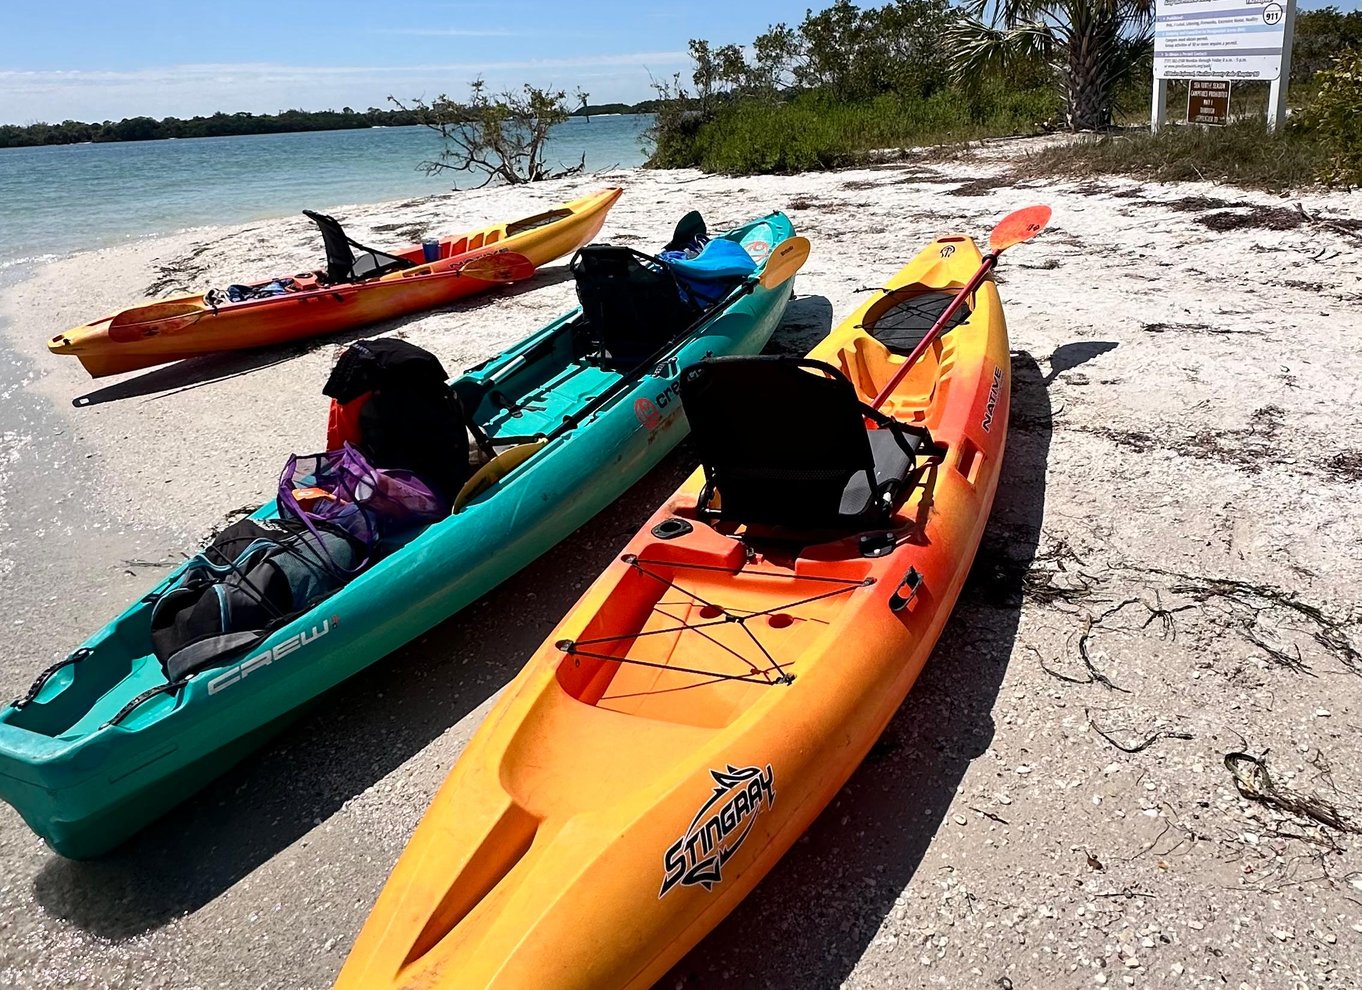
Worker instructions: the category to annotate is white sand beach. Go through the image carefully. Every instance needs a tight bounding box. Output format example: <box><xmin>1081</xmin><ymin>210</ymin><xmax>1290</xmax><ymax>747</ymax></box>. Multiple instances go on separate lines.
<box><xmin>1</xmin><ymin>144</ymin><xmax>1361</xmax><ymax>988</ymax></box>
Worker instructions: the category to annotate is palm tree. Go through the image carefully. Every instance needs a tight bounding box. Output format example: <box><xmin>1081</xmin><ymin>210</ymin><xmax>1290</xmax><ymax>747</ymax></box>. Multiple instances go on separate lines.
<box><xmin>949</xmin><ymin>0</ymin><xmax>1154</xmax><ymax>130</ymax></box>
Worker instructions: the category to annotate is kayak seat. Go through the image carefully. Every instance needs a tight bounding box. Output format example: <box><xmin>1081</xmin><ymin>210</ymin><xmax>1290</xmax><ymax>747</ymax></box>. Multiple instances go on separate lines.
<box><xmin>303</xmin><ymin>210</ymin><xmax>416</xmax><ymax>284</ymax></box>
<box><xmin>679</xmin><ymin>356</ymin><xmax>942</xmax><ymax>531</ymax></box>
<box><xmin>570</xmin><ymin>245</ymin><xmax>698</xmax><ymax>371</ymax></box>
<box><xmin>841</xmin><ymin>430</ymin><xmax>916</xmax><ymax>517</ymax></box>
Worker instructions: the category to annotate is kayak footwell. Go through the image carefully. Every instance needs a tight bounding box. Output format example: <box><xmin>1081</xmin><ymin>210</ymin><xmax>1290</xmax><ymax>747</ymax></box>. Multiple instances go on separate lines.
<box><xmin>402</xmin><ymin>802</ymin><xmax>541</xmax><ymax>967</ymax></box>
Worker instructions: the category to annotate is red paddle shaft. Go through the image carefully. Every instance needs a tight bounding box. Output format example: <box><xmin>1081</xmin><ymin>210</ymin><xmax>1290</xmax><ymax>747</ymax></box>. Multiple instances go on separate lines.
<box><xmin>870</xmin><ymin>254</ymin><xmax>997</xmax><ymax>409</ymax></box>
<box><xmin>870</xmin><ymin>205</ymin><xmax>1051</xmax><ymax>411</ymax></box>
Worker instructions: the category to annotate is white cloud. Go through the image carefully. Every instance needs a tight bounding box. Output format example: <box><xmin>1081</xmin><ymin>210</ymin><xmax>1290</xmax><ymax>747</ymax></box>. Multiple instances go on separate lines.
<box><xmin>0</xmin><ymin>54</ymin><xmax>688</xmax><ymax>123</ymax></box>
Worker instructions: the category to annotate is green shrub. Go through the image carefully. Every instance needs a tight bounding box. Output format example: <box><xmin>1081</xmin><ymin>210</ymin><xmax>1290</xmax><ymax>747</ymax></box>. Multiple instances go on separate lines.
<box><xmin>1300</xmin><ymin>48</ymin><xmax>1362</xmax><ymax>186</ymax></box>
<box><xmin>646</xmin><ymin>86</ymin><xmax>1059</xmax><ymax>175</ymax></box>
<box><xmin>645</xmin><ymin>94</ymin><xmax>708</xmax><ymax>170</ymax></box>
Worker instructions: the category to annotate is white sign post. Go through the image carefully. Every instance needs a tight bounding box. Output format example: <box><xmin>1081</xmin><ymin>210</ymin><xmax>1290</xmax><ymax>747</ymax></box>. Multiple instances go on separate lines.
<box><xmin>1151</xmin><ymin>0</ymin><xmax>1296</xmax><ymax>132</ymax></box>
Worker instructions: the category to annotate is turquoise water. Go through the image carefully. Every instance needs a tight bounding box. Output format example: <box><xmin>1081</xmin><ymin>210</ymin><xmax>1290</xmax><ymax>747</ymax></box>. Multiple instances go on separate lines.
<box><xmin>0</xmin><ymin>115</ymin><xmax>653</xmax><ymax>271</ymax></box>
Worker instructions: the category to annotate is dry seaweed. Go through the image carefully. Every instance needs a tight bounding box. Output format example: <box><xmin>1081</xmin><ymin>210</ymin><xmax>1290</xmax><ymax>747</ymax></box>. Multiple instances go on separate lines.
<box><xmin>1196</xmin><ymin>205</ymin><xmax>1306</xmax><ymax>232</ymax></box>
<box><xmin>1088</xmin><ymin>712</ymin><xmax>1193</xmax><ymax>753</ymax></box>
<box><xmin>1225</xmin><ymin>752</ymin><xmax>1358</xmax><ymax>833</ymax></box>
<box><xmin>1123</xmin><ymin>565</ymin><xmax>1362</xmax><ymax>676</ymax></box>
<box><xmin>1038</xmin><ymin>615</ymin><xmax>1131</xmax><ymax>692</ymax></box>
<box><xmin>1156</xmin><ymin>195</ymin><xmax>1239</xmax><ymax>212</ymax></box>
<box><xmin>947</xmin><ymin>175</ymin><xmax>1016</xmax><ymax>197</ymax></box>
<box><xmin>1324</xmin><ymin>450</ymin><xmax>1362</xmax><ymax>483</ymax></box>
<box><xmin>144</xmin><ymin>242</ymin><xmax>217</xmax><ymax>297</ymax></box>
<box><xmin>1139</xmin><ymin>322</ymin><xmax>1212</xmax><ymax>333</ymax></box>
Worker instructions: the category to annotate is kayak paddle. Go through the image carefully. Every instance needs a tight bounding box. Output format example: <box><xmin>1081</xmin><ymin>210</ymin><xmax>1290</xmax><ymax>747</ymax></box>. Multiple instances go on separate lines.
<box><xmin>871</xmin><ymin>205</ymin><xmax>1050</xmax><ymax>410</ymax></box>
<box><xmin>758</xmin><ymin>236</ymin><xmax>811</xmax><ymax>290</ymax></box>
<box><xmin>107</xmin><ymin>301</ymin><xmax>206</xmax><ymax>342</ymax></box>
<box><xmin>455</xmin><ymin>251</ymin><xmax>536</xmax><ymax>282</ymax></box>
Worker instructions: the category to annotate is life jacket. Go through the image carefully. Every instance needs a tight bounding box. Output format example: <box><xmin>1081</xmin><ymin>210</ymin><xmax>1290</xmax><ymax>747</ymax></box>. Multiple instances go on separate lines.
<box><xmin>326</xmin><ymin>391</ymin><xmax>370</xmax><ymax>450</ymax></box>
<box><xmin>661</xmin><ymin>237</ymin><xmax>758</xmax><ymax>309</ymax></box>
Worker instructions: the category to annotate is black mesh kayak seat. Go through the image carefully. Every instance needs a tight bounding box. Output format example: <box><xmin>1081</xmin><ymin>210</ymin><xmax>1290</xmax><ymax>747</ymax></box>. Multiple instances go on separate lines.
<box><xmin>861</xmin><ymin>289</ymin><xmax>971</xmax><ymax>356</ymax></box>
<box><xmin>303</xmin><ymin>210</ymin><xmax>416</xmax><ymax>284</ymax></box>
<box><xmin>571</xmin><ymin>246</ymin><xmax>699</xmax><ymax>371</ymax></box>
<box><xmin>679</xmin><ymin>356</ymin><xmax>942</xmax><ymax>531</ymax></box>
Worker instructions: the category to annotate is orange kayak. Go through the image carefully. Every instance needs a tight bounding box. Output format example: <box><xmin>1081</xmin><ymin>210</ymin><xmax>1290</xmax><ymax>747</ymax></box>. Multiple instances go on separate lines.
<box><xmin>333</xmin><ymin>231</ymin><xmax>1010</xmax><ymax>990</ymax></box>
<box><xmin>49</xmin><ymin>187</ymin><xmax>623</xmax><ymax>377</ymax></box>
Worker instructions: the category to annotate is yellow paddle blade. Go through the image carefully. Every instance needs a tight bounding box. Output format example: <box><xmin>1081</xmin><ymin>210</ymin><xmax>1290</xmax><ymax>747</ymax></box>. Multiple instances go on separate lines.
<box><xmin>988</xmin><ymin>205</ymin><xmax>1052</xmax><ymax>254</ymax></box>
<box><xmin>453</xmin><ymin>439</ymin><xmax>546</xmax><ymax>513</ymax></box>
<box><xmin>758</xmin><ymin>236</ymin><xmax>811</xmax><ymax>290</ymax></box>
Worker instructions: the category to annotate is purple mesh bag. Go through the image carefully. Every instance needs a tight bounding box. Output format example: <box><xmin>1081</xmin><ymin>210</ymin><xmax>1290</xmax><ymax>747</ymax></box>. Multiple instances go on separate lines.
<box><xmin>278</xmin><ymin>443</ymin><xmax>448</xmax><ymax>568</ymax></box>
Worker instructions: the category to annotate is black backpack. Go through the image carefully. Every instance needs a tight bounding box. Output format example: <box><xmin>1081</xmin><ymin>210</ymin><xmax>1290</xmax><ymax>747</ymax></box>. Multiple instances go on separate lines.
<box><xmin>571</xmin><ymin>246</ymin><xmax>699</xmax><ymax>370</ymax></box>
<box><xmin>149</xmin><ymin>517</ymin><xmax>360</xmax><ymax>681</ymax></box>
<box><xmin>323</xmin><ymin>338</ymin><xmax>473</xmax><ymax>498</ymax></box>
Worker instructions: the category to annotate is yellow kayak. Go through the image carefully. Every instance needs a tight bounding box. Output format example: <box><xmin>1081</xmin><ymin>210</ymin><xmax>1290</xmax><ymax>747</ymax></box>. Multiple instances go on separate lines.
<box><xmin>333</xmin><ymin>231</ymin><xmax>1012</xmax><ymax>989</ymax></box>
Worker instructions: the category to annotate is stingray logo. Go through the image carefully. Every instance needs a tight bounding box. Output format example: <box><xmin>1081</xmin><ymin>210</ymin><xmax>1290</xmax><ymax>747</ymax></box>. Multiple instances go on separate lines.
<box><xmin>207</xmin><ymin>617</ymin><xmax>335</xmax><ymax>695</ymax></box>
<box><xmin>635</xmin><ymin>397</ymin><xmax>663</xmax><ymax>430</ymax></box>
<box><xmin>981</xmin><ymin>365</ymin><xmax>1004</xmax><ymax>433</ymax></box>
<box><xmin>939</xmin><ymin>244</ymin><xmax>956</xmax><ymax>258</ymax></box>
<box><xmin>659</xmin><ymin>764</ymin><xmax>775</xmax><ymax>898</ymax></box>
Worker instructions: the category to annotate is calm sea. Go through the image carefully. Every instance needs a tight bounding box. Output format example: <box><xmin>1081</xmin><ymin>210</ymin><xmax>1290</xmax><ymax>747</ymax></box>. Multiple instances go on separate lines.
<box><xmin>0</xmin><ymin>114</ymin><xmax>653</xmax><ymax>272</ymax></box>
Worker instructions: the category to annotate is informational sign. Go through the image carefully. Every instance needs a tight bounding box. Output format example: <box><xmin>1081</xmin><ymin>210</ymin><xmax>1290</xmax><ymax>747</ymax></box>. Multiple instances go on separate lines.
<box><xmin>1155</xmin><ymin>0</ymin><xmax>1289</xmax><ymax>80</ymax></box>
<box><xmin>1186</xmin><ymin>80</ymin><xmax>1232</xmax><ymax>124</ymax></box>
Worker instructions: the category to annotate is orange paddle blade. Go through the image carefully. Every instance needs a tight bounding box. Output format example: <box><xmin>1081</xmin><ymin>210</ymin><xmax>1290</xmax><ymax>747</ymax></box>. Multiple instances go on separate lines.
<box><xmin>107</xmin><ymin>301</ymin><xmax>207</xmax><ymax>342</ymax></box>
<box><xmin>458</xmin><ymin>252</ymin><xmax>536</xmax><ymax>283</ymax></box>
<box><xmin>988</xmin><ymin>205</ymin><xmax>1052</xmax><ymax>254</ymax></box>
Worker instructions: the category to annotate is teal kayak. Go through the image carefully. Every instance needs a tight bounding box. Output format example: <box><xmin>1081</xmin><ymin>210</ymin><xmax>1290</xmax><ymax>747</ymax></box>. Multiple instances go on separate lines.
<box><xmin>0</xmin><ymin>210</ymin><xmax>797</xmax><ymax>858</ymax></box>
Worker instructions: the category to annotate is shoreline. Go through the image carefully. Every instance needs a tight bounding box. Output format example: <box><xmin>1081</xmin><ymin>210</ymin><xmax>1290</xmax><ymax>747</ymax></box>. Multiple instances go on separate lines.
<box><xmin>0</xmin><ymin>114</ymin><xmax>653</xmax><ymax>272</ymax></box>
<box><xmin>2</xmin><ymin>152</ymin><xmax>1362</xmax><ymax>988</ymax></box>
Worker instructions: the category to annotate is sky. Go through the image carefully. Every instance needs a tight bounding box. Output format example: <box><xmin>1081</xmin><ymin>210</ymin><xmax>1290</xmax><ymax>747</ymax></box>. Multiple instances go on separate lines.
<box><xmin>0</xmin><ymin>0</ymin><xmax>812</xmax><ymax>124</ymax></box>
<box><xmin>1</xmin><ymin>0</ymin><xmax>1357</xmax><ymax>125</ymax></box>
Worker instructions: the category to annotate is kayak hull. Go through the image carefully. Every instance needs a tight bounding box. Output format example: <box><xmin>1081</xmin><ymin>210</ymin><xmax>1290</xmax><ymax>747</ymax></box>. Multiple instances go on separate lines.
<box><xmin>47</xmin><ymin>188</ymin><xmax>623</xmax><ymax>378</ymax></box>
<box><xmin>334</xmin><ymin>234</ymin><xmax>1010</xmax><ymax>989</ymax></box>
<box><xmin>0</xmin><ymin>211</ymin><xmax>796</xmax><ymax>858</ymax></box>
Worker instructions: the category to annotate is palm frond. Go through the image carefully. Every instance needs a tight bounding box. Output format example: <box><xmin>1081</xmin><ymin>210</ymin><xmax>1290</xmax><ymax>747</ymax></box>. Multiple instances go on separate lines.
<box><xmin>946</xmin><ymin>0</ymin><xmax>1155</xmax><ymax>130</ymax></box>
<box><xmin>994</xmin><ymin>0</ymin><xmax>1049</xmax><ymax>29</ymax></box>
<box><xmin>947</xmin><ymin>17</ymin><xmax>1056</xmax><ymax>82</ymax></box>
<box><xmin>1102</xmin><ymin>29</ymin><xmax>1154</xmax><ymax>96</ymax></box>
<box><xmin>956</xmin><ymin>0</ymin><xmax>992</xmax><ymax>21</ymax></box>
